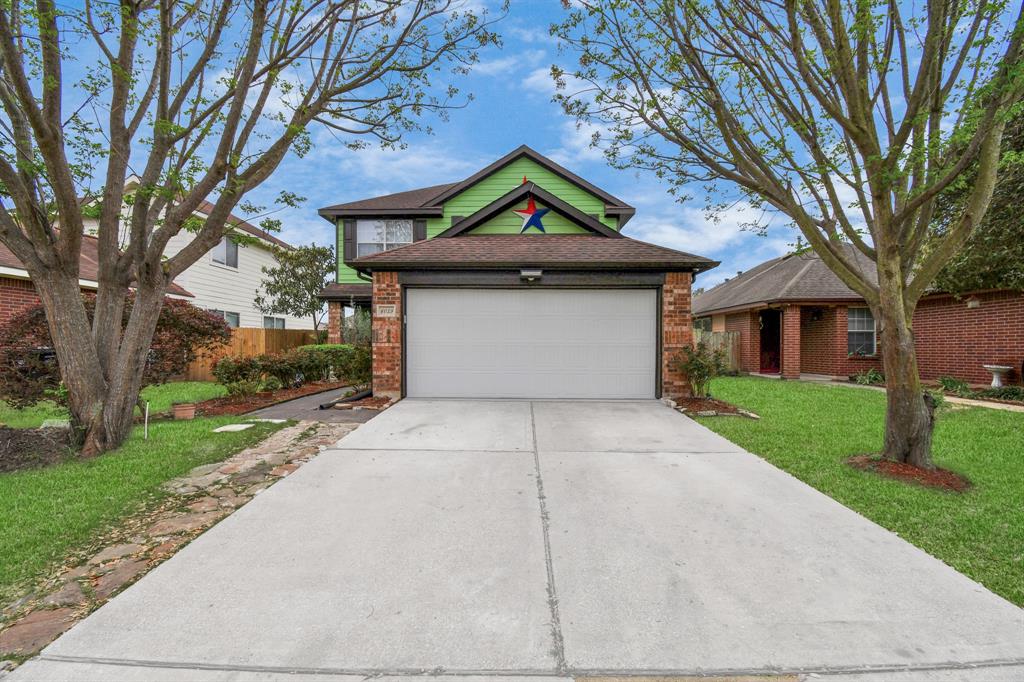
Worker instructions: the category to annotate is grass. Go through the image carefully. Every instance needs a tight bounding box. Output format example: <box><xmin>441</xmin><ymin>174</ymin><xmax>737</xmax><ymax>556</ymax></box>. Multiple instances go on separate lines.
<box><xmin>0</xmin><ymin>381</ymin><xmax>227</xmax><ymax>429</ymax></box>
<box><xmin>699</xmin><ymin>376</ymin><xmax>1024</xmax><ymax>606</ymax></box>
<box><xmin>0</xmin><ymin>415</ymin><xmax>284</xmax><ymax>602</ymax></box>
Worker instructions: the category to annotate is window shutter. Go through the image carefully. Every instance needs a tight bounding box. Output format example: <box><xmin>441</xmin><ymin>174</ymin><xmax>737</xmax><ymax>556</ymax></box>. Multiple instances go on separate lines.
<box><xmin>342</xmin><ymin>220</ymin><xmax>356</xmax><ymax>261</ymax></box>
<box><xmin>413</xmin><ymin>218</ymin><xmax>427</xmax><ymax>241</ymax></box>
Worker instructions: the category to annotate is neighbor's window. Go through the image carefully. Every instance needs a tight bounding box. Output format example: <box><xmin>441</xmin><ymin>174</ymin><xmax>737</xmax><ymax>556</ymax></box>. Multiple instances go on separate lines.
<box><xmin>693</xmin><ymin>317</ymin><xmax>712</xmax><ymax>332</ymax></box>
<box><xmin>211</xmin><ymin>237</ymin><xmax>238</xmax><ymax>268</ymax></box>
<box><xmin>847</xmin><ymin>307</ymin><xmax>876</xmax><ymax>355</ymax></box>
<box><xmin>263</xmin><ymin>316</ymin><xmax>285</xmax><ymax>329</ymax></box>
<box><xmin>210</xmin><ymin>309</ymin><xmax>240</xmax><ymax>328</ymax></box>
<box><xmin>356</xmin><ymin>219</ymin><xmax>413</xmax><ymax>257</ymax></box>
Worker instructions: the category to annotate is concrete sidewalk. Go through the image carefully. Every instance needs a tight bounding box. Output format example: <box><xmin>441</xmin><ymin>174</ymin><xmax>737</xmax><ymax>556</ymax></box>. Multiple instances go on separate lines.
<box><xmin>10</xmin><ymin>400</ymin><xmax>1024</xmax><ymax>681</ymax></box>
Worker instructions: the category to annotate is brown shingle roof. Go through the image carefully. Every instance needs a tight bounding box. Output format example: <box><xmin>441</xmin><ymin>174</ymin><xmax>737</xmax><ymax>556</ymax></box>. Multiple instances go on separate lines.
<box><xmin>349</xmin><ymin>234</ymin><xmax>717</xmax><ymax>272</ymax></box>
<box><xmin>0</xmin><ymin>234</ymin><xmax>193</xmax><ymax>297</ymax></box>
<box><xmin>318</xmin><ymin>183</ymin><xmax>457</xmax><ymax>215</ymax></box>
<box><xmin>318</xmin><ymin>282</ymin><xmax>372</xmax><ymax>301</ymax></box>
<box><xmin>692</xmin><ymin>245</ymin><xmax>875</xmax><ymax>315</ymax></box>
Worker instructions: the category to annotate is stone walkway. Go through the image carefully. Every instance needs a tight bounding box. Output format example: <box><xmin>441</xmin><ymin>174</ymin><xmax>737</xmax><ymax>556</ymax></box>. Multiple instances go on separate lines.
<box><xmin>0</xmin><ymin>420</ymin><xmax>357</xmax><ymax>668</ymax></box>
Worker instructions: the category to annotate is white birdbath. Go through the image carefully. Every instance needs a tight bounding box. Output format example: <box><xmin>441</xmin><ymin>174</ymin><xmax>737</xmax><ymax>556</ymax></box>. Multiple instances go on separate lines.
<box><xmin>982</xmin><ymin>364</ymin><xmax>1013</xmax><ymax>388</ymax></box>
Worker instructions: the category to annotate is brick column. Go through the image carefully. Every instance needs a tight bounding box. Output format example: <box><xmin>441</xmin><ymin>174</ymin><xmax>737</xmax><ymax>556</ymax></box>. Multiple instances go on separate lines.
<box><xmin>326</xmin><ymin>301</ymin><xmax>343</xmax><ymax>344</ymax></box>
<box><xmin>662</xmin><ymin>271</ymin><xmax>693</xmax><ymax>399</ymax></box>
<box><xmin>781</xmin><ymin>304</ymin><xmax>801</xmax><ymax>379</ymax></box>
<box><xmin>371</xmin><ymin>272</ymin><xmax>402</xmax><ymax>398</ymax></box>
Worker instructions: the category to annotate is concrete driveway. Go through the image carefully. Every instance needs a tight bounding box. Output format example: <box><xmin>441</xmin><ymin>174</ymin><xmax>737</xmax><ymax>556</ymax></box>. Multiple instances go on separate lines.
<box><xmin>12</xmin><ymin>400</ymin><xmax>1024</xmax><ymax>681</ymax></box>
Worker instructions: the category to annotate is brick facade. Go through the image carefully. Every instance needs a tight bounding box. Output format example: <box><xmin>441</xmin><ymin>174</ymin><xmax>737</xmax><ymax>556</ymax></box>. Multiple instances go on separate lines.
<box><xmin>781</xmin><ymin>305</ymin><xmax>801</xmax><ymax>379</ymax></box>
<box><xmin>0</xmin><ymin>276</ymin><xmax>42</xmax><ymax>326</ymax></box>
<box><xmin>370</xmin><ymin>272</ymin><xmax>402</xmax><ymax>398</ymax></box>
<box><xmin>327</xmin><ymin>301</ymin><xmax>342</xmax><ymax>344</ymax></box>
<box><xmin>726</xmin><ymin>290</ymin><xmax>1024</xmax><ymax>384</ymax></box>
<box><xmin>662</xmin><ymin>271</ymin><xmax>694</xmax><ymax>399</ymax></box>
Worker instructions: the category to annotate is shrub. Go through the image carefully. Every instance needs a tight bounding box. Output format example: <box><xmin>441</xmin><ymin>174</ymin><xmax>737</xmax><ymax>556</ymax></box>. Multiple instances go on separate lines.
<box><xmin>261</xmin><ymin>376</ymin><xmax>283</xmax><ymax>392</ymax></box>
<box><xmin>976</xmin><ymin>385</ymin><xmax>1024</xmax><ymax>402</ymax></box>
<box><xmin>938</xmin><ymin>375</ymin><xmax>975</xmax><ymax>397</ymax></box>
<box><xmin>212</xmin><ymin>356</ymin><xmax>264</xmax><ymax>385</ymax></box>
<box><xmin>674</xmin><ymin>340</ymin><xmax>726</xmax><ymax>398</ymax></box>
<box><xmin>225</xmin><ymin>380</ymin><xmax>263</xmax><ymax>397</ymax></box>
<box><xmin>852</xmin><ymin>368</ymin><xmax>885</xmax><ymax>385</ymax></box>
<box><xmin>0</xmin><ymin>294</ymin><xmax>230</xmax><ymax>408</ymax></box>
<box><xmin>297</xmin><ymin>344</ymin><xmax>358</xmax><ymax>381</ymax></box>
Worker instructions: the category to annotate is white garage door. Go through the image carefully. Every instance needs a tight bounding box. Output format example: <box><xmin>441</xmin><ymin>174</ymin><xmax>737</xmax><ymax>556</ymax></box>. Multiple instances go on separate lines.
<box><xmin>405</xmin><ymin>288</ymin><xmax>657</xmax><ymax>399</ymax></box>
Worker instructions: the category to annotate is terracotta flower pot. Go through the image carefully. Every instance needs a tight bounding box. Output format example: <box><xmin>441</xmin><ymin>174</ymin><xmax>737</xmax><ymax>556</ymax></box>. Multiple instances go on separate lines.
<box><xmin>173</xmin><ymin>403</ymin><xmax>196</xmax><ymax>420</ymax></box>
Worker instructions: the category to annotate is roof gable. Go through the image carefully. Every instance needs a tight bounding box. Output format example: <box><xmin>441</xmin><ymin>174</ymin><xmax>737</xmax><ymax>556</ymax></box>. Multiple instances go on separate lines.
<box><xmin>437</xmin><ymin>182</ymin><xmax>621</xmax><ymax>239</ymax></box>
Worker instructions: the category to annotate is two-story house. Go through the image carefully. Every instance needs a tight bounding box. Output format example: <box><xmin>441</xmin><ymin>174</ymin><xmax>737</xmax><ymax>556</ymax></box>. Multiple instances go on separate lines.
<box><xmin>317</xmin><ymin>145</ymin><xmax>718</xmax><ymax>400</ymax></box>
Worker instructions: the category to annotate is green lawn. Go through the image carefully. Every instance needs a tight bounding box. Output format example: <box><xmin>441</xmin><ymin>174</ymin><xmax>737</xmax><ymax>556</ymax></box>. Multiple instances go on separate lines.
<box><xmin>0</xmin><ymin>416</ymin><xmax>283</xmax><ymax>602</ymax></box>
<box><xmin>0</xmin><ymin>381</ymin><xmax>227</xmax><ymax>429</ymax></box>
<box><xmin>700</xmin><ymin>377</ymin><xmax>1024</xmax><ymax>606</ymax></box>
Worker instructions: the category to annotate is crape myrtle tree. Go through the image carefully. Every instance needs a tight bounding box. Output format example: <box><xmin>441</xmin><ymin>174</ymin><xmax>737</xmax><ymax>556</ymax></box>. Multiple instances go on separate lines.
<box><xmin>255</xmin><ymin>244</ymin><xmax>336</xmax><ymax>336</ymax></box>
<box><xmin>552</xmin><ymin>0</ymin><xmax>1024</xmax><ymax>468</ymax></box>
<box><xmin>0</xmin><ymin>0</ymin><xmax>501</xmax><ymax>456</ymax></box>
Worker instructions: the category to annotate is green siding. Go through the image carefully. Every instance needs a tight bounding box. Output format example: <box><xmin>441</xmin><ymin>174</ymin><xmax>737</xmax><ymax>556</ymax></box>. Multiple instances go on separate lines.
<box><xmin>425</xmin><ymin>157</ymin><xmax>618</xmax><ymax>237</ymax></box>
<box><xmin>466</xmin><ymin>202</ymin><xmax>589</xmax><ymax>234</ymax></box>
<box><xmin>337</xmin><ymin>220</ymin><xmax>363</xmax><ymax>283</ymax></box>
<box><xmin>335</xmin><ymin>156</ymin><xmax>619</xmax><ymax>282</ymax></box>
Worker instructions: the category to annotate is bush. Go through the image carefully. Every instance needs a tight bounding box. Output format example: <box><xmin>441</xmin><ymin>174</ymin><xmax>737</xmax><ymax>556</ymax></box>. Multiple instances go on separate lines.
<box><xmin>852</xmin><ymin>368</ymin><xmax>885</xmax><ymax>385</ymax></box>
<box><xmin>938</xmin><ymin>375</ymin><xmax>975</xmax><ymax>397</ymax></box>
<box><xmin>976</xmin><ymin>385</ymin><xmax>1024</xmax><ymax>402</ymax></box>
<box><xmin>674</xmin><ymin>340</ymin><xmax>726</xmax><ymax>398</ymax></box>
<box><xmin>225</xmin><ymin>380</ymin><xmax>263</xmax><ymax>397</ymax></box>
<box><xmin>212</xmin><ymin>356</ymin><xmax>264</xmax><ymax>385</ymax></box>
<box><xmin>0</xmin><ymin>294</ymin><xmax>230</xmax><ymax>408</ymax></box>
<box><xmin>261</xmin><ymin>376</ymin><xmax>283</xmax><ymax>392</ymax></box>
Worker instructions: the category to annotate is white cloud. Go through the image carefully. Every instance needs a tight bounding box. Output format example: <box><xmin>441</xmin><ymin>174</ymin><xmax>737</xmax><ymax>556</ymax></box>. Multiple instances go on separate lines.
<box><xmin>472</xmin><ymin>49</ymin><xmax>546</xmax><ymax>77</ymax></box>
<box><xmin>546</xmin><ymin>120</ymin><xmax>608</xmax><ymax>166</ymax></box>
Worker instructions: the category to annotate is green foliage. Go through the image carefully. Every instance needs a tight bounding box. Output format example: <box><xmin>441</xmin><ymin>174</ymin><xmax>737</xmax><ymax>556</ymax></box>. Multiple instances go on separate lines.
<box><xmin>341</xmin><ymin>309</ymin><xmax>372</xmax><ymax>346</ymax></box>
<box><xmin>212</xmin><ymin>344</ymin><xmax>371</xmax><ymax>391</ymax></box>
<box><xmin>852</xmin><ymin>368</ymin><xmax>885</xmax><ymax>385</ymax></box>
<box><xmin>674</xmin><ymin>340</ymin><xmax>727</xmax><ymax>398</ymax></box>
<box><xmin>0</xmin><ymin>295</ymin><xmax>230</xmax><ymax>408</ymax></box>
<box><xmin>212</xmin><ymin>357</ymin><xmax>264</xmax><ymax>386</ymax></box>
<box><xmin>976</xmin><ymin>386</ymin><xmax>1024</xmax><ymax>402</ymax></box>
<box><xmin>938</xmin><ymin>376</ymin><xmax>975</xmax><ymax>398</ymax></box>
<box><xmin>933</xmin><ymin>104</ymin><xmax>1024</xmax><ymax>294</ymax></box>
<box><xmin>225</xmin><ymin>380</ymin><xmax>264</xmax><ymax>397</ymax></box>
<box><xmin>255</xmin><ymin>245</ymin><xmax>336</xmax><ymax>331</ymax></box>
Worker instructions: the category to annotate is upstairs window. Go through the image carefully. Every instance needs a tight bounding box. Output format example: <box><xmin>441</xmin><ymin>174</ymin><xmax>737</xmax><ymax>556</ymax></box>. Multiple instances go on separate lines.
<box><xmin>210</xmin><ymin>309</ymin><xmax>240</xmax><ymax>328</ymax></box>
<box><xmin>263</xmin><ymin>316</ymin><xmax>285</xmax><ymax>329</ymax></box>
<box><xmin>212</xmin><ymin>237</ymin><xmax>238</xmax><ymax>268</ymax></box>
<box><xmin>847</xmin><ymin>307</ymin><xmax>876</xmax><ymax>356</ymax></box>
<box><xmin>356</xmin><ymin>219</ymin><xmax>413</xmax><ymax>258</ymax></box>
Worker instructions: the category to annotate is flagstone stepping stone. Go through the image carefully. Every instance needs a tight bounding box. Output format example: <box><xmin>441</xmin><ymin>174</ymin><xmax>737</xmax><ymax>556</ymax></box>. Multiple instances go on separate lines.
<box><xmin>87</xmin><ymin>543</ymin><xmax>144</xmax><ymax>565</ymax></box>
<box><xmin>0</xmin><ymin>608</ymin><xmax>76</xmax><ymax>656</ymax></box>
<box><xmin>186</xmin><ymin>497</ymin><xmax>220</xmax><ymax>513</ymax></box>
<box><xmin>247</xmin><ymin>418</ymin><xmax>286</xmax><ymax>423</ymax></box>
<box><xmin>92</xmin><ymin>559</ymin><xmax>147</xmax><ymax>599</ymax></box>
<box><xmin>212</xmin><ymin>423</ymin><xmax>254</xmax><ymax>433</ymax></box>
<box><xmin>41</xmin><ymin>581</ymin><xmax>85</xmax><ymax>607</ymax></box>
<box><xmin>147</xmin><ymin>511</ymin><xmax>223</xmax><ymax>537</ymax></box>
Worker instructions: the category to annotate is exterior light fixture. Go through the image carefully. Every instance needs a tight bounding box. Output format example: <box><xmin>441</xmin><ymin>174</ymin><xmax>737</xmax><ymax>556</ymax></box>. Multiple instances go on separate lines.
<box><xmin>520</xmin><ymin>269</ymin><xmax>543</xmax><ymax>282</ymax></box>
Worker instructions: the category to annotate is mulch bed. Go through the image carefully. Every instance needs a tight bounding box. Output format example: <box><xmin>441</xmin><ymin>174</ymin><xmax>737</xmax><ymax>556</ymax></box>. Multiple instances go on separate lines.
<box><xmin>848</xmin><ymin>454</ymin><xmax>972</xmax><ymax>492</ymax></box>
<box><xmin>0</xmin><ymin>426</ymin><xmax>73</xmax><ymax>474</ymax></box>
<box><xmin>194</xmin><ymin>381</ymin><xmax>347</xmax><ymax>417</ymax></box>
<box><xmin>676</xmin><ymin>396</ymin><xmax>746</xmax><ymax>416</ymax></box>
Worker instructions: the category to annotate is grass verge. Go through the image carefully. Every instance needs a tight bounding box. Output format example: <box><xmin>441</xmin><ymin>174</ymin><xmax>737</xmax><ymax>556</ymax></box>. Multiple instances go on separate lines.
<box><xmin>0</xmin><ymin>381</ymin><xmax>228</xmax><ymax>429</ymax></box>
<box><xmin>0</xmin><ymin>416</ymin><xmax>283</xmax><ymax>602</ymax></box>
<box><xmin>699</xmin><ymin>376</ymin><xmax>1024</xmax><ymax>606</ymax></box>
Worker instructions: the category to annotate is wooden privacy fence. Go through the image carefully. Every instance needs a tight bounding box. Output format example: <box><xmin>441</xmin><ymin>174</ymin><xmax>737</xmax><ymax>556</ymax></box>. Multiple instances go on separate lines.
<box><xmin>183</xmin><ymin>328</ymin><xmax>318</xmax><ymax>382</ymax></box>
<box><xmin>694</xmin><ymin>329</ymin><xmax>741</xmax><ymax>372</ymax></box>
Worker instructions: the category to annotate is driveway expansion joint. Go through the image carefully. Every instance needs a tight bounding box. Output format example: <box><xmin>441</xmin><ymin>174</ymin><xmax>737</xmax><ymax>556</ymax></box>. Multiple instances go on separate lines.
<box><xmin>530</xmin><ymin>401</ymin><xmax>568</xmax><ymax>675</ymax></box>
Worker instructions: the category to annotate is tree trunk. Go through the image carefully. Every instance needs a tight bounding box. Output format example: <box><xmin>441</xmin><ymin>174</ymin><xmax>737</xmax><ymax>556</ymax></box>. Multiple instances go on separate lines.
<box><xmin>876</xmin><ymin>297</ymin><xmax>935</xmax><ymax>469</ymax></box>
<box><xmin>32</xmin><ymin>272</ymin><xmax>109</xmax><ymax>455</ymax></box>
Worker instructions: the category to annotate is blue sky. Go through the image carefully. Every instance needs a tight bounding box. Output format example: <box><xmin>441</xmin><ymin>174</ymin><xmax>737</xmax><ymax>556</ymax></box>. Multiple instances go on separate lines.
<box><xmin>254</xmin><ymin>1</ymin><xmax>800</xmax><ymax>289</ymax></box>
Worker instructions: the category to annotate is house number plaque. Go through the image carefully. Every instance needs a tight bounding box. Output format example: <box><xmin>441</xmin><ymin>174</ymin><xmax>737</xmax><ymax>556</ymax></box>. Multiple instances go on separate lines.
<box><xmin>375</xmin><ymin>304</ymin><xmax>398</xmax><ymax>318</ymax></box>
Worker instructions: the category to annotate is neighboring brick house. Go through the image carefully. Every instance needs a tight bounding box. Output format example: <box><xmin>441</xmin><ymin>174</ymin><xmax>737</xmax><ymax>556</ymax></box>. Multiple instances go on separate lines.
<box><xmin>317</xmin><ymin>145</ymin><xmax>717</xmax><ymax>400</ymax></box>
<box><xmin>0</xmin><ymin>234</ymin><xmax>193</xmax><ymax>326</ymax></box>
<box><xmin>693</xmin><ymin>247</ymin><xmax>1024</xmax><ymax>385</ymax></box>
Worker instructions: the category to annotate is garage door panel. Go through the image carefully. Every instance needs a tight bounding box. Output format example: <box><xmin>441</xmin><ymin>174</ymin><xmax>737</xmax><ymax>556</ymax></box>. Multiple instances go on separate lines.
<box><xmin>405</xmin><ymin>289</ymin><xmax>657</xmax><ymax>399</ymax></box>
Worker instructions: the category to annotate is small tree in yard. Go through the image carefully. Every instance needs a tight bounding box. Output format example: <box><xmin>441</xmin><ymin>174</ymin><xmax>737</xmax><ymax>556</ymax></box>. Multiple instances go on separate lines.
<box><xmin>0</xmin><ymin>0</ymin><xmax>501</xmax><ymax>455</ymax></box>
<box><xmin>553</xmin><ymin>0</ymin><xmax>1024</xmax><ymax>468</ymax></box>
<box><xmin>0</xmin><ymin>296</ymin><xmax>230</xmax><ymax>408</ymax></box>
<box><xmin>256</xmin><ymin>244</ymin><xmax>336</xmax><ymax>337</ymax></box>
<box><xmin>675</xmin><ymin>340</ymin><xmax>727</xmax><ymax>399</ymax></box>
